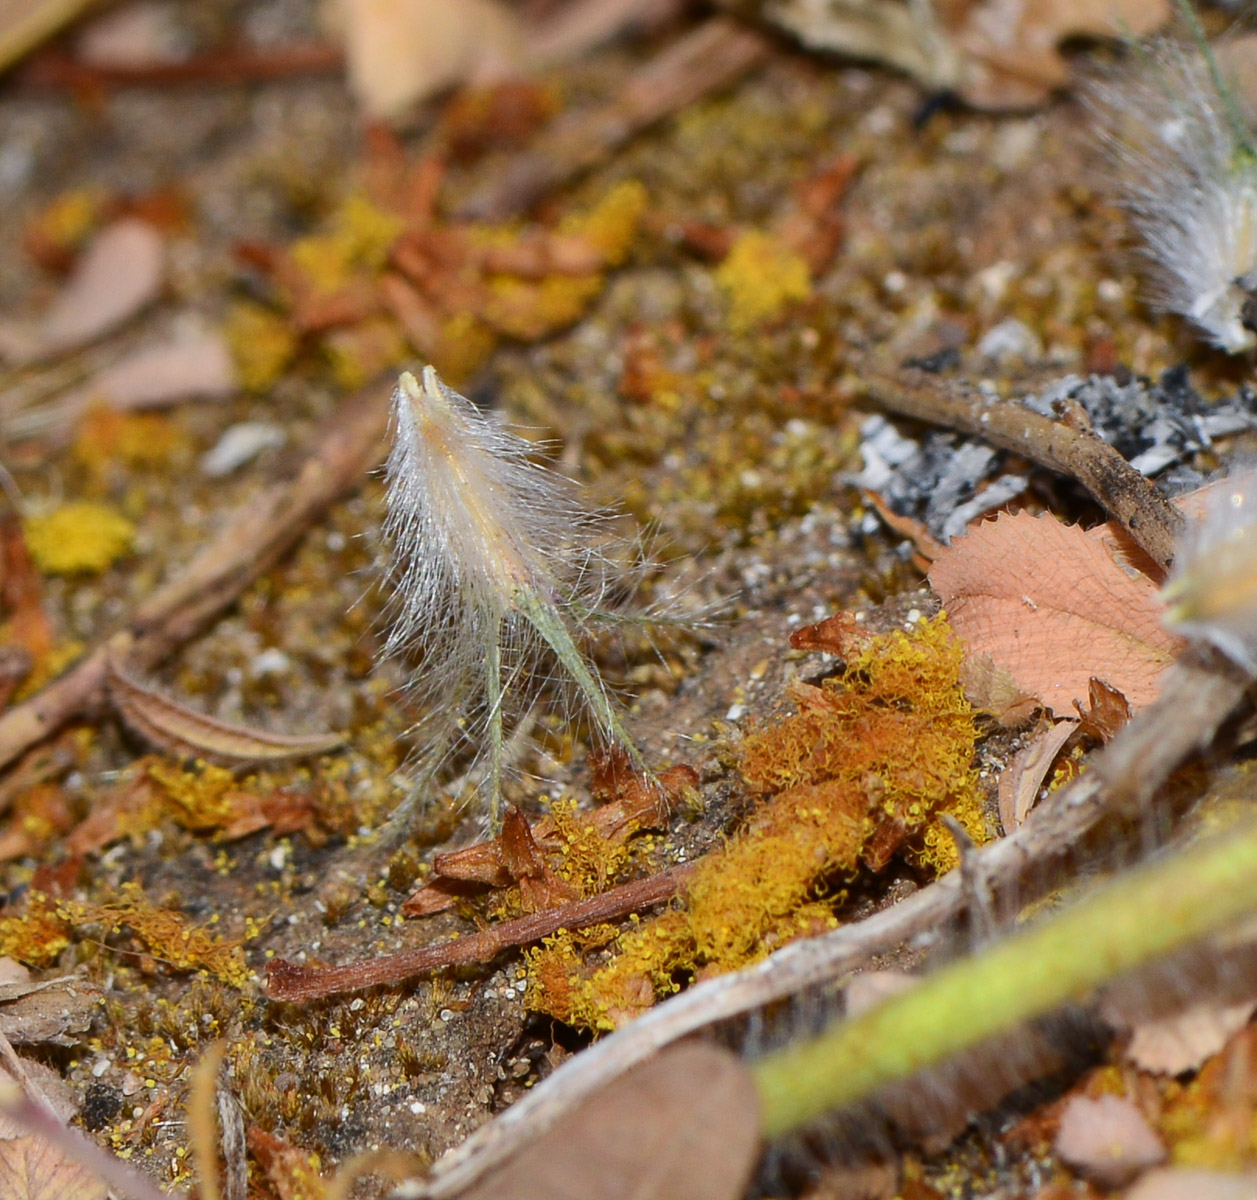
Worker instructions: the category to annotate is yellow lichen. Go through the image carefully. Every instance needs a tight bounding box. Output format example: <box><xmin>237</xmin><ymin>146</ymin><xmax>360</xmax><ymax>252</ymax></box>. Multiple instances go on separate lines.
<box><xmin>481</xmin><ymin>274</ymin><xmax>604</xmax><ymax>340</ymax></box>
<box><xmin>146</xmin><ymin>761</ymin><xmax>239</xmax><ymax>833</ymax></box>
<box><xmin>527</xmin><ymin>616</ymin><xmax>986</xmax><ymax>1031</ymax></box>
<box><xmin>715</xmin><ymin>230</ymin><xmax>812</xmax><ymax>332</ymax></box>
<box><xmin>23</xmin><ymin>502</ymin><xmax>135</xmax><ymax>575</ymax></box>
<box><xmin>224</xmin><ymin>301</ymin><xmax>299</xmax><ymax>392</ymax></box>
<box><xmin>0</xmin><ymin>892</ymin><xmax>73</xmax><ymax>966</ymax></box>
<box><xmin>289</xmin><ymin>193</ymin><xmax>403</xmax><ymax>296</ymax></box>
<box><xmin>559</xmin><ymin>180</ymin><xmax>648</xmax><ymax>266</ymax></box>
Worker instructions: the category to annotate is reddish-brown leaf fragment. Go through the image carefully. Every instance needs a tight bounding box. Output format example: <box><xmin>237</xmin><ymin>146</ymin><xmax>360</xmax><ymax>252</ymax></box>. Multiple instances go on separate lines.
<box><xmin>788</xmin><ymin>611</ymin><xmax>871</xmax><ymax>658</ymax></box>
<box><xmin>454</xmin><ymin>1042</ymin><xmax>760</xmax><ymax>1200</ymax></box>
<box><xmin>1075</xmin><ymin>677</ymin><xmax>1133</xmax><ymax>744</ymax></box>
<box><xmin>106</xmin><ymin>654</ymin><xmax>344</xmax><ymax>766</ymax></box>
<box><xmin>0</xmin><ymin>219</ymin><xmax>164</xmax><ymax>365</ymax></box>
<box><xmin>928</xmin><ymin>511</ymin><xmax>1183</xmax><ymax>716</ymax></box>
<box><xmin>0</xmin><ymin>1134</ymin><xmax>107</xmax><ymax>1200</ymax></box>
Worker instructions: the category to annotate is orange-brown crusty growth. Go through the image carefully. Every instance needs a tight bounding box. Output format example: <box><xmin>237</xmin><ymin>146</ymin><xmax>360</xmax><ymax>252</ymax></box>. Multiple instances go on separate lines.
<box><xmin>526</xmin><ymin>615</ymin><xmax>986</xmax><ymax>1031</ymax></box>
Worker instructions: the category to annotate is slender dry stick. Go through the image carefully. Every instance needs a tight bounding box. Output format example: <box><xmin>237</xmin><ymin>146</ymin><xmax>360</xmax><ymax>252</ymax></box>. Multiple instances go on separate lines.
<box><xmin>414</xmin><ymin>650</ymin><xmax>1247</xmax><ymax>1199</ymax></box>
<box><xmin>0</xmin><ymin>376</ymin><xmax>392</xmax><ymax>774</ymax></box>
<box><xmin>266</xmin><ymin>863</ymin><xmax>694</xmax><ymax>1003</ymax></box>
<box><xmin>455</xmin><ymin>18</ymin><xmax>772</xmax><ymax>221</ymax></box>
<box><xmin>857</xmin><ymin>364</ymin><xmax>1186</xmax><ymax>571</ymax></box>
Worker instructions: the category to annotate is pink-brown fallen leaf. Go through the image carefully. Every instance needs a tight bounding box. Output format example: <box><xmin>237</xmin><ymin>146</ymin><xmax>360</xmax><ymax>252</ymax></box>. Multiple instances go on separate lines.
<box><xmin>454</xmin><ymin>1042</ymin><xmax>759</xmax><ymax>1200</ymax></box>
<box><xmin>76</xmin><ymin>328</ymin><xmax>237</xmax><ymax>410</ymax></box>
<box><xmin>929</xmin><ymin>511</ymin><xmax>1184</xmax><ymax>717</ymax></box>
<box><xmin>1054</xmin><ymin>1094</ymin><xmax>1166</xmax><ymax>1188</ymax></box>
<box><xmin>952</xmin><ymin>0</ymin><xmax>1170</xmax><ymax>109</ymax></box>
<box><xmin>0</xmin><ymin>219</ymin><xmax>164</xmax><ymax>365</ymax></box>
<box><xmin>326</xmin><ymin>0</ymin><xmax>524</xmax><ymax>121</ymax></box>
<box><xmin>0</xmin><ymin>1135</ymin><xmax>107</xmax><ymax>1200</ymax></box>
<box><xmin>1119</xmin><ymin>997</ymin><xmax>1257</xmax><ymax>1076</ymax></box>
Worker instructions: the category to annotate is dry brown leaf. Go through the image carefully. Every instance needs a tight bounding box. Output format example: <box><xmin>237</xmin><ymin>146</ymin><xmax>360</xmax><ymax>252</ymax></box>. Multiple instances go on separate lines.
<box><xmin>960</xmin><ymin>652</ymin><xmax>1039</xmax><ymax>727</ymax></box>
<box><xmin>1126</xmin><ymin>1168</ymin><xmax>1257</xmax><ymax>1200</ymax></box>
<box><xmin>75</xmin><ymin>328</ymin><xmax>238</xmax><ymax>412</ymax></box>
<box><xmin>455</xmin><ymin>1042</ymin><xmax>760</xmax><ymax>1200</ymax></box>
<box><xmin>928</xmin><ymin>511</ymin><xmax>1184</xmax><ymax>717</ymax></box>
<box><xmin>324</xmin><ymin>0</ymin><xmax>524</xmax><ymax>120</ymax></box>
<box><xmin>0</xmin><ymin>0</ymin><xmax>97</xmax><ymax>74</ymax></box>
<box><xmin>0</xmin><ymin>969</ymin><xmax>100</xmax><ymax>1047</ymax></box>
<box><xmin>1054</xmin><ymin>1094</ymin><xmax>1166</xmax><ymax>1188</ymax></box>
<box><xmin>0</xmin><ymin>220</ymin><xmax>165</xmax><ymax>365</ymax></box>
<box><xmin>1122</xmin><ymin>998</ymin><xmax>1257</xmax><ymax>1076</ymax></box>
<box><xmin>107</xmin><ymin>654</ymin><xmax>344</xmax><ymax>766</ymax></box>
<box><xmin>0</xmin><ymin>1135</ymin><xmax>107</xmax><ymax>1200</ymax></box>
<box><xmin>996</xmin><ymin>717</ymin><xmax>1077</xmax><ymax>833</ymax></box>
<box><xmin>0</xmin><ymin>1061</ymin><xmax>79</xmax><ymax>1138</ymax></box>
<box><xmin>765</xmin><ymin>0</ymin><xmax>1167</xmax><ymax>111</ymax></box>
<box><xmin>1075</xmin><ymin>676</ymin><xmax>1133</xmax><ymax>744</ymax></box>
<box><xmin>953</xmin><ymin>0</ymin><xmax>1171</xmax><ymax>109</ymax></box>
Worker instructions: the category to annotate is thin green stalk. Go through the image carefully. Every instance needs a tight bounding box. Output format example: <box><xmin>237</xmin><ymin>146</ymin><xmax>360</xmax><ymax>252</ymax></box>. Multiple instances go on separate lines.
<box><xmin>485</xmin><ymin>631</ymin><xmax>504</xmax><ymax>828</ymax></box>
<box><xmin>753</xmin><ymin>819</ymin><xmax>1257</xmax><ymax>1139</ymax></box>
<box><xmin>517</xmin><ymin>589</ymin><xmax>650</xmax><ymax>776</ymax></box>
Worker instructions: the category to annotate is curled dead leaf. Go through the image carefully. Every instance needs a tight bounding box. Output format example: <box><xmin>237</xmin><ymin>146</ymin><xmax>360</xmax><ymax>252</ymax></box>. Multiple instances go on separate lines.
<box><xmin>0</xmin><ymin>219</ymin><xmax>165</xmax><ymax>365</ymax></box>
<box><xmin>107</xmin><ymin>653</ymin><xmax>344</xmax><ymax>766</ymax></box>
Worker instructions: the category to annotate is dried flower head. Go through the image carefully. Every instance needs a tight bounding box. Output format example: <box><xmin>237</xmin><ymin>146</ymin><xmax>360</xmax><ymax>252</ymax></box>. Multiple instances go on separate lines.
<box><xmin>381</xmin><ymin>366</ymin><xmax>653</xmax><ymax>828</ymax></box>
<box><xmin>1092</xmin><ymin>10</ymin><xmax>1257</xmax><ymax>352</ymax></box>
<box><xmin>1162</xmin><ymin>466</ymin><xmax>1257</xmax><ymax>670</ymax></box>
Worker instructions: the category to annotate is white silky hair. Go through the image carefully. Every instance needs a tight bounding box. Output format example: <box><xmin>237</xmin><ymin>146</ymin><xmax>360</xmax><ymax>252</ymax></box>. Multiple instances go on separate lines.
<box><xmin>380</xmin><ymin>366</ymin><xmax>648</xmax><ymax>825</ymax></box>
<box><xmin>1163</xmin><ymin>465</ymin><xmax>1257</xmax><ymax>670</ymax></box>
<box><xmin>1091</xmin><ymin>29</ymin><xmax>1257</xmax><ymax>353</ymax></box>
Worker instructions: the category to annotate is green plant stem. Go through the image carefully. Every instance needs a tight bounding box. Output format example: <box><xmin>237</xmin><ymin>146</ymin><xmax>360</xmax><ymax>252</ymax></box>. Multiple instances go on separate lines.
<box><xmin>753</xmin><ymin>819</ymin><xmax>1257</xmax><ymax>1139</ymax></box>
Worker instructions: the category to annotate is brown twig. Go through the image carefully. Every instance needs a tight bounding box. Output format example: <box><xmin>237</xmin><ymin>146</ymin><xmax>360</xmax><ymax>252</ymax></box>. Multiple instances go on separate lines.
<box><xmin>415</xmin><ymin>651</ymin><xmax>1249</xmax><ymax>1198</ymax></box>
<box><xmin>454</xmin><ymin>18</ymin><xmax>772</xmax><ymax>221</ymax></box>
<box><xmin>266</xmin><ymin>863</ymin><xmax>694</xmax><ymax>1003</ymax></box>
<box><xmin>18</xmin><ymin>42</ymin><xmax>344</xmax><ymax>89</ymax></box>
<box><xmin>857</xmin><ymin>364</ymin><xmax>1185</xmax><ymax>571</ymax></box>
<box><xmin>0</xmin><ymin>376</ymin><xmax>392</xmax><ymax>775</ymax></box>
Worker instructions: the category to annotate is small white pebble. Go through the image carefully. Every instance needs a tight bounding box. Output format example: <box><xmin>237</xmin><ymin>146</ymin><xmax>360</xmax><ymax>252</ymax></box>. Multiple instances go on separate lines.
<box><xmin>906</xmin><ymin>608</ymin><xmax>922</xmax><ymax>624</ymax></box>
<box><xmin>200</xmin><ymin>421</ymin><xmax>285</xmax><ymax>477</ymax></box>
<box><xmin>410</xmin><ymin>1101</ymin><xmax>426</xmax><ymax>1115</ymax></box>
<box><xmin>251</xmin><ymin>648</ymin><xmax>290</xmax><ymax>677</ymax></box>
<box><xmin>725</xmin><ymin>702</ymin><xmax>745</xmax><ymax>721</ymax></box>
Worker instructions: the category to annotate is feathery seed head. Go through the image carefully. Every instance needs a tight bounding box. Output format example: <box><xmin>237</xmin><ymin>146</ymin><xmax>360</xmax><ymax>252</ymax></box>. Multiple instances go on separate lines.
<box><xmin>1163</xmin><ymin>467</ymin><xmax>1257</xmax><ymax>671</ymax></box>
<box><xmin>1092</xmin><ymin>32</ymin><xmax>1257</xmax><ymax>353</ymax></box>
<box><xmin>380</xmin><ymin>366</ymin><xmax>652</xmax><ymax>828</ymax></box>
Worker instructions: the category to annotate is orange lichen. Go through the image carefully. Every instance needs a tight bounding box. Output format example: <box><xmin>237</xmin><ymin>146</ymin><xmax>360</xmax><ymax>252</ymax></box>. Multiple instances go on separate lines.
<box><xmin>67</xmin><ymin>882</ymin><xmax>250</xmax><ymax>988</ymax></box>
<box><xmin>527</xmin><ymin>616</ymin><xmax>986</xmax><ymax>1030</ymax></box>
<box><xmin>72</xmin><ymin>408</ymin><xmax>183</xmax><ymax>480</ymax></box>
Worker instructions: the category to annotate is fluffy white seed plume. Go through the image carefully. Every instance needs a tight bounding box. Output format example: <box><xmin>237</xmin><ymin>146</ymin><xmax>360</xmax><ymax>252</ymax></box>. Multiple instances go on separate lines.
<box><xmin>1092</xmin><ymin>14</ymin><xmax>1257</xmax><ymax>353</ymax></box>
<box><xmin>381</xmin><ymin>366</ymin><xmax>651</xmax><ymax>828</ymax></box>
<box><xmin>1163</xmin><ymin>466</ymin><xmax>1257</xmax><ymax>671</ymax></box>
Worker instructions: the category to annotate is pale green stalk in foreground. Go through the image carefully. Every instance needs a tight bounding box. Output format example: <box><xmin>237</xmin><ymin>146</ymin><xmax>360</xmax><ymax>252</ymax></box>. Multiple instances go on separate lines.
<box><xmin>754</xmin><ymin>818</ymin><xmax>1257</xmax><ymax>1138</ymax></box>
<box><xmin>381</xmin><ymin>367</ymin><xmax>651</xmax><ymax>831</ymax></box>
